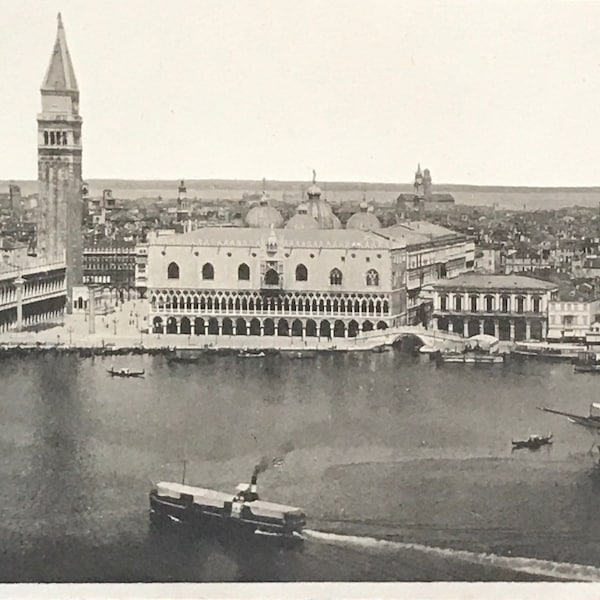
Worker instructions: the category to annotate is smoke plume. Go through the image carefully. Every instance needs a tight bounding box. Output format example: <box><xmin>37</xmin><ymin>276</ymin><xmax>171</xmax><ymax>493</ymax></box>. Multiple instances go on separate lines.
<box><xmin>253</xmin><ymin>441</ymin><xmax>296</xmax><ymax>477</ymax></box>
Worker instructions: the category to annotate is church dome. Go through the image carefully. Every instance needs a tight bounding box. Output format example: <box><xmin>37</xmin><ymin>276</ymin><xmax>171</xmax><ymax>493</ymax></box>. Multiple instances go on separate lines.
<box><xmin>306</xmin><ymin>197</ymin><xmax>341</xmax><ymax>229</ymax></box>
<box><xmin>245</xmin><ymin>193</ymin><xmax>284</xmax><ymax>228</ymax></box>
<box><xmin>346</xmin><ymin>201</ymin><xmax>381</xmax><ymax>231</ymax></box>
<box><xmin>285</xmin><ymin>203</ymin><xmax>320</xmax><ymax>230</ymax></box>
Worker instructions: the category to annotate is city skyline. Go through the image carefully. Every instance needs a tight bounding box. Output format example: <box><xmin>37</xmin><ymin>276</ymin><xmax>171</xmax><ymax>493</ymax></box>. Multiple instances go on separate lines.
<box><xmin>3</xmin><ymin>1</ymin><xmax>600</xmax><ymax>186</ymax></box>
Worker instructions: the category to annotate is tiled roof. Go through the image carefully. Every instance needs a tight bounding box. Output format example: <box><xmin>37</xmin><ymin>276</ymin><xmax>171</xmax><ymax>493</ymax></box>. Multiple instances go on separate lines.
<box><xmin>431</xmin><ymin>273</ymin><xmax>558</xmax><ymax>291</ymax></box>
<box><xmin>375</xmin><ymin>222</ymin><xmax>465</xmax><ymax>245</ymax></box>
<box><xmin>150</xmin><ymin>227</ymin><xmax>398</xmax><ymax>250</ymax></box>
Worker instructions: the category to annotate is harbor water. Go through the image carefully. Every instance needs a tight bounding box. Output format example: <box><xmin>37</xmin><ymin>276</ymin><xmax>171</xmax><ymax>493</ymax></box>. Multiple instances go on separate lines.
<box><xmin>2</xmin><ymin>349</ymin><xmax>600</xmax><ymax>582</ymax></box>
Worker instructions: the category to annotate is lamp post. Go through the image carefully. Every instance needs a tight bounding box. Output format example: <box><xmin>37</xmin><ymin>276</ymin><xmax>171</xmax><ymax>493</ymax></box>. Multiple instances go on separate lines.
<box><xmin>112</xmin><ymin>318</ymin><xmax>118</xmax><ymax>336</ymax></box>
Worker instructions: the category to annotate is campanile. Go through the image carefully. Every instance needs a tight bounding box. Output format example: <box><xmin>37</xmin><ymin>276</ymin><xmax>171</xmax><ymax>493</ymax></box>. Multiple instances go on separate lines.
<box><xmin>37</xmin><ymin>13</ymin><xmax>83</xmax><ymax>311</ymax></box>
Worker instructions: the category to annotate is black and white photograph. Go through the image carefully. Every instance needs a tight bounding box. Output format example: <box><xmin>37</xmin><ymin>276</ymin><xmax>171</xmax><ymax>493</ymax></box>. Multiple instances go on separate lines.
<box><xmin>2</xmin><ymin>1</ymin><xmax>600</xmax><ymax>597</ymax></box>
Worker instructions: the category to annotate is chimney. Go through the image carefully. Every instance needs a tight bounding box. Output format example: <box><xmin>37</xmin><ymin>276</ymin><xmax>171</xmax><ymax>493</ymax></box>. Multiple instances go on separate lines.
<box><xmin>251</xmin><ymin>474</ymin><xmax>258</xmax><ymax>496</ymax></box>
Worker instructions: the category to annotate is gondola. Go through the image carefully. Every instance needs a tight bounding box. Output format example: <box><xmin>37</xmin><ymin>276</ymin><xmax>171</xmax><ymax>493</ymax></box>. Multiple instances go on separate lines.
<box><xmin>106</xmin><ymin>367</ymin><xmax>145</xmax><ymax>378</ymax></box>
<box><xmin>237</xmin><ymin>349</ymin><xmax>266</xmax><ymax>358</ymax></box>
<box><xmin>511</xmin><ymin>433</ymin><xmax>553</xmax><ymax>450</ymax></box>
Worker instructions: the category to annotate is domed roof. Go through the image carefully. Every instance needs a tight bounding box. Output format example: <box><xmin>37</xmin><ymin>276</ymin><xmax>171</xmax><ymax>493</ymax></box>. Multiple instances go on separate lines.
<box><xmin>307</xmin><ymin>183</ymin><xmax>322</xmax><ymax>197</ymax></box>
<box><xmin>346</xmin><ymin>202</ymin><xmax>381</xmax><ymax>231</ymax></box>
<box><xmin>285</xmin><ymin>203</ymin><xmax>320</xmax><ymax>230</ymax></box>
<box><xmin>245</xmin><ymin>193</ymin><xmax>284</xmax><ymax>228</ymax></box>
<box><xmin>306</xmin><ymin>198</ymin><xmax>341</xmax><ymax>229</ymax></box>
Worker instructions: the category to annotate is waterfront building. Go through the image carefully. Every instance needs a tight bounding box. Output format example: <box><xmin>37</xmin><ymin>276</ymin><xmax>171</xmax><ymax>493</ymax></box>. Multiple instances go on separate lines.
<box><xmin>145</xmin><ymin>227</ymin><xmax>407</xmax><ymax>338</ymax></box>
<box><xmin>0</xmin><ymin>259</ymin><xmax>66</xmax><ymax>332</ymax></box>
<box><xmin>428</xmin><ymin>273</ymin><xmax>558</xmax><ymax>341</ymax></box>
<box><xmin>83</xmin><ymin>241</ymin><xmax>137</xmax><ymax>298</ymax></box>
<box><xmin>547</xmin><ymin>294</ymin><xmax>600</xmax><ymax>342</ymax></box>
<box><xmin>377</xmin><ymin>222</ymin><xmax>474</xmax><ymax>325</ymax></box>
<box><xmin>36</xmin><ymin>13</ymin><xmax>83</xmax><ymax>311</ymax></box>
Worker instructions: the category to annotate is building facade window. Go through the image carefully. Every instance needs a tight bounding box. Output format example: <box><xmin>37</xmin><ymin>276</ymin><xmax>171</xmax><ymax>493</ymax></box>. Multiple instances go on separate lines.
<box><xmin>470</xmin><ymin>295</ymin><xmax>478</xmax><ymax>312</ymax></box>
<box><xmin>238</xmin><ymin>263</ymin><xmax>250</xmax><ymax>281</ymax></box>
<box><xmin>366</xmin><ymin>269</ymin><xmax>379</xmax><ymax>286</ymax></box>
<box><xmin>202</xmin><ymin>263</ymin><xmax>214</xmax><ymax>280</ymax></box>
<box><xmin>516</xmin><ymin>297</ymin><xmax>525</xmax><ymax>313</ymax></box>
<box><xmin>454</xmin><ymin>295</ymin><xmax>462</xmax><ymax>311</ymax></box>
<box><xmin>167</xmin><ymin>262</ymin><xmax>179</xmax><ymax>279</ymax></box>
<box><xmin>501</xmin><ymin>295</ymin><xmax>510</xmax><ymax>313</ymax></box>
<box><xmin>264</xmin><ymin>269</ymin><xmax>279</xmax><ymax>286</ymax></box>
<box><xmin>440</xmin><ymin>294</ymin><xmax>448</xmax><ymax>311</ymax></box>
<box><xmin>330</xmin><ymin>268</ymin><xmax>342</xmax><ymax>286</ymax></box>
<box><xmin>485</xmin><ymin>295</ymin><xmax>494</xmax><ymax>312</ymax></box>
<box><xmin>532</xmin><ymin>297</ymin><xmax>541</xmax><ymax>313</ymax></box>
<box><xmin>295</xmin><ymin>264</ymin><xmax>308</xmax><ymax>281</ymax></box>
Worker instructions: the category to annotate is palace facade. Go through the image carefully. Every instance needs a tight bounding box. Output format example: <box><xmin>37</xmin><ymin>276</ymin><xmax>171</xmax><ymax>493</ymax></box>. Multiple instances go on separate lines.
<box><xmin>145</xmin><ymin>227</ymin><xmax>407</xmax><ymax>339</ymax></box>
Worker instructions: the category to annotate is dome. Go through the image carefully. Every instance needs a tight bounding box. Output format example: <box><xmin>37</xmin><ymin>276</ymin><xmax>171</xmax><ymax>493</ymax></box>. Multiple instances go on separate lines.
<box><xmin>285</xmin><ymin>203</ymin><xmax>320</xmax><ymax>230</ymax></box>
<box><xmin>245</xmin><ymin>193</ymin><xmax>284</xmax><ymax>228</ymax></box>
<box><xmin>306</xmin><ymin>198</ymin><xmax>341</xmax><ymax>229</ymax></box>
<box><xmin>307</xmin><ymin>184</ymin><xmax>322</xmax><ymax>197</ymax></box>
<box><xmin>346</xmin><ymin>202</ymin><xmax>381</xmax><ymax>231</ymax></box>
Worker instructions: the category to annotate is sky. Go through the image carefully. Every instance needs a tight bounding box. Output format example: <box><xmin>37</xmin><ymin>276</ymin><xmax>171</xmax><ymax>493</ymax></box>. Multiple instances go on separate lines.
<box><xmin>3</xmin><ymin>0</ymin><xmax>600</xmax><ymax>186</ymax></box>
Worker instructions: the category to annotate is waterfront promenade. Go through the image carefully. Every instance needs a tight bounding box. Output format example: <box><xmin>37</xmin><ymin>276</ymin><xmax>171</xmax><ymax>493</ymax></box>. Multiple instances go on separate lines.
<box><xmin>0</xmin><ymin>300</ymin><xmax>469</xmax><ymax>353</ymax></box>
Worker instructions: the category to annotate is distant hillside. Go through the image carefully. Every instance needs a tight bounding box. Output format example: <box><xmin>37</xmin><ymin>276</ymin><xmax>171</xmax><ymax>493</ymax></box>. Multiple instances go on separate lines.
<box><xmin>3</xmin><ymin>179</ymin><xmax>600</xmax><ymax>211</ymax></box>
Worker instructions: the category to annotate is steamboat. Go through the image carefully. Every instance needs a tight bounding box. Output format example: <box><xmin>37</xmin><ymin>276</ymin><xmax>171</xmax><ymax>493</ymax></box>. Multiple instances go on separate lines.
<box><xmin>149</xmin><ymin>472</ymin><xmax>306</xmax><ymax>547</ymax></box>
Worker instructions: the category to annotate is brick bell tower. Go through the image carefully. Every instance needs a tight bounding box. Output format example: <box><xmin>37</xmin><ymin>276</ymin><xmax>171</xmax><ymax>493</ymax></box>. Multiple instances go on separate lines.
<box><xmin>37</xmin><ymin>13</ymin><xmax>83</xmax><ymax>313</ymax></box>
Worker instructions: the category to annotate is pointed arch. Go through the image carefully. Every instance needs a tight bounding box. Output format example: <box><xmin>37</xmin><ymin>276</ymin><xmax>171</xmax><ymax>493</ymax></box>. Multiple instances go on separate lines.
<box><xmin>291</xmin><ymin>319</ymin><xmax>303</xmax><ymax>336</ymax></box>
<box><xmin>265</xmin><ymin>269</ymin><xmax>279</xmax><ymax>286</ymax></box>
<box><xmin>319</xmin><ymin>320</ymin><xmax>331</xmax><ymax>338</ymax></box>
<box><xmin>277</xmin><ymin>319</ymin><xmax>289</xmax><ymax>336</ymax></box>
<box><xmin>330</xmin><ymin>268</ymin><xmax>343</xmax><ymax>286</ymax></box>
<box><xmin>222</xmin><ymin>317</ymin><xmax>233</xmax><ymax>335</ymax></box>
<box><xmin>238</xmin><ymin>263</ymin><xmax>250</xmax><ymax>281</ymax></box>
<box><xmin>333</xmin><ymin>320</ymin><xmax>345</xmax><ymax>338</ymax></box>
<box><xmin>236</xmin><ymin>318</ymin><xmax>247</xmax><ymax>335</ymax></box>
<box><xmin>249</xmin><ymin>318</ymin><xmax>261</xmax><ymax>336</ymax></box>
<box><xmin>167</xmin><ymin>262</ymin><xmax>180</xmax><ymax>279</ymax></box>
<box><xmin>194</xmin><ymin>317</ymin><xmax>205</xmax><ymax>335</ymax></box>
<box><xmin>180</xmin><ymin>317</ymin><xmax>191</xmax><ymax>335</ymax></box>
<box><xmin>261</xmin><ymin>318</ymin><xmax>274</xmax><ymax>336</ymax></box>
<box><xmin>202</xmin><ymin>263</ymin><xmax>215</xmax><ymax>280</ymax></box>
<box><xmin>295</xmin><ymin>264</ymin><xmax>308</xmax><ymax>282</ymax></box>
<box><xmin>306</xmin><ymin>319</ymin><xmax>317</xmax><ymax>337</ymax></box>
<box><xmin>366</xmin><ymin>269</ymin><xmax>379</xmax><ymax>286</ymax></box>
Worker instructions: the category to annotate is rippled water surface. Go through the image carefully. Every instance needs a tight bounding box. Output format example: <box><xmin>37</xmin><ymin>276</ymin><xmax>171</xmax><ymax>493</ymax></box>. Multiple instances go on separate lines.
<box><xmin>1</xmin><ymin>350</ymin><xmax>600</xmax><ymax>581</ymax></box>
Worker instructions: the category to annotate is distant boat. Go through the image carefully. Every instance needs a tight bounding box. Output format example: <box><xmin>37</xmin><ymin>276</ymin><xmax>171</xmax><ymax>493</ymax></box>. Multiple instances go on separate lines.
<box><xmin>167</xmin><ymin>353</ymin><xmax>200</xmax><ymax>364</ymax></box>
<box><xmin>574</xmin><ymin>351</ymin><xmax>600</xmax><ymax>373</ymax></box>
<box><xmin>237</xmin><ymin>349</ymin><xmax>266</xmax><ymax>358</ymax></box>
<box><xmin>512</xmin><ymin>342</ymin><xmax>584</xmax><ymax>361</ymax></box>
<box><xmin>511</xmin><ymin>433</ymin><xmax>553</xmax><ymax>450</ymax></box>
<box><xmin>289</xmin><ymin>351</ymin><xmax>317</xmax><ymax>360</ymax></box>
<box><xmin>371</xmin><ymin>345</ymin><xmax>391</xmax><ymax>354</ymax></box>
<box><xmin>106</xmin><ymin>367</ymin><xmax>145</xmax><ymax>378</ymax></box>
<box><xmin>441</xmin><ymin>352</ymin><xmax>504</xmax><ymax>365</ymax></box>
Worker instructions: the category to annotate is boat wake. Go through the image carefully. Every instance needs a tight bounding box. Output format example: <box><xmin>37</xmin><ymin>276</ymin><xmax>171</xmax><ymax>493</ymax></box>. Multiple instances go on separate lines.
<box><xmin>305</xmin><ymin>529</ymin><xmax>600</xmax><ymax>582</ymax></box>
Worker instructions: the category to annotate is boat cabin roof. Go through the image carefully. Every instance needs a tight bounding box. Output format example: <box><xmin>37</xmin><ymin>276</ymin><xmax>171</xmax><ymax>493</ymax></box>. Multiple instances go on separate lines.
<box><xmin>155</xmin><ymin>481</ymin><xmax>305</xmax><ymax>515</ymax></box>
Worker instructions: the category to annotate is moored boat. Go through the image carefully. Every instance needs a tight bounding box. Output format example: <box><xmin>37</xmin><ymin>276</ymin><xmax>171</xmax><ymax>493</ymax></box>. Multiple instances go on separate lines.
<box><xmin>238</xmin><ymin>349</ymin><xmax>266</xmax><ymax>358</ymax></box>
<box><xmin>288</xmin><ymin>351</ymin><xmax>317</xmax><ymax>360</ymax></box>
<box><xmin>512</xmin><ymin>341</ymin><xmax>585</xmax><ymax>361</ymax></box>
<box><xmin>371</xmin><ymin>345</ymin><xmax>391</xmax><ymax>354</ymax></box>
<box><xmin>167</xmin><ymin>352</ymin><xmax>200</xmax><ymax>364</ymax></box>
<box><xmin>573</xmin><ymin>351</ymin><xmax>600</xmax><ymax>374</ymax></box>
<box><xmin>511</xmin><ymin>433</ymin><xmax>553</xmax><ymax>450</ymax></box>
<box><xmin>106</xmin><ymin>367</ymin><xmax>145</xmax><ymax>378</ymax></box>
<box><xmin>149</xmin><ymin>473</ymin><xmax>306</xmax><ymax>547</ymax></box>
<box><xmin>441</xmin><ymin>351</ymin><xmax>504</xmax><ymax>365</ymax></box>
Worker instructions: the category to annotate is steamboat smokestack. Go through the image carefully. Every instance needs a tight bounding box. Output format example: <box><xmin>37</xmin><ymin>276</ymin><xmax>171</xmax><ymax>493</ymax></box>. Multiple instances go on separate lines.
<box><xmin>251</xmin><ymin>474</ymin><xmax>258</xmax><ymax>495</ymax></box>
